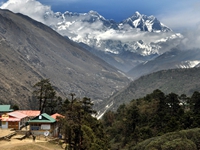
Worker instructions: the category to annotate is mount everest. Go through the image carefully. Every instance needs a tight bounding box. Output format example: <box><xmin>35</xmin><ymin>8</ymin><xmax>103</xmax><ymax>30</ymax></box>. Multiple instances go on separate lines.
<box><xmin>43</xmin><ymin>10</ymin><xmax>186</xmax><ymax>75</ymax></box>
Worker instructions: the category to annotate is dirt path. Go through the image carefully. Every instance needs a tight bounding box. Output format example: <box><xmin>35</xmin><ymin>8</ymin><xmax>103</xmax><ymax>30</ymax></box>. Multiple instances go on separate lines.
<box><xmin>0</xmin><ymin>129</ymin><xmax>62</xmax><ymax>150</ymax></box>
<box><xmin>0</xmin><ymin>138</ymin><xmax>63</xmax><ymax>150</ymax></box>
<box><xmin>0</xmin><ymin>139</ymin><xmax>32</xmax><ymax>149</ymax></box>
<box><xmin>0</xmin><ymin>129</ymin><xmax>16</xmax><ymax>138</ymax></box>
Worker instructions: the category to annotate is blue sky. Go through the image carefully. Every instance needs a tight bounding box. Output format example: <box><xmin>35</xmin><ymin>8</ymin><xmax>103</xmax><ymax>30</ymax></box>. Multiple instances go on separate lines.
<box><xmin>37</xmin><ymin>0</ymin><xmax>198</xmax><ymax>21</ymax></box>
<box><xmin>38</xmin><ymin>0</ymin><xmax>167</xmax><ymax>21</ymax></box>
<box><xmin>0</xmin><ymin>0</ymin><xmax>200</xmax><ymax>31</ymax></box>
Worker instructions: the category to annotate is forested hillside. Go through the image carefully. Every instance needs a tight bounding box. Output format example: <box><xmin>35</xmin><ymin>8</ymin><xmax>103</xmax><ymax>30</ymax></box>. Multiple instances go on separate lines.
<box><xmin>132</xmin><ymin>128</ymin><xmax>200</xmax><ymax>150</ymax></box>
<box><xmin>102</xmin><ymin>89</ymin><xmax>200</xmax><ymax>149</ymax></box>
<box><xmin>107</xmin><ymin>67</ymin><xmax>200</xmax><ymax>111</ymax></box>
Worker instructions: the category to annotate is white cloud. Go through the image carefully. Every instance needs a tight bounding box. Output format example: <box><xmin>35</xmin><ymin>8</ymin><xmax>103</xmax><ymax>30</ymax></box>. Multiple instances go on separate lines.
<box><xmin>179</xmin><ymin>24</ymin><xmax>200</xmax><ymax>49</ymax></box>
<box><xmin>57</xmin><ymin>20</ymin><xmax>176</xmax><ymax>44</ymax></box>
<box><xmin>158</xmin><ymin>2</ymin><xmax>200</xmax><ymax>31</ymax></box>
<box><xmin>0</xmin><ymin>0</ymin><xmax>53</xmax><ymax>23</ymax></box>
<box><xmin>156</xmin><ymin>1</ymin><xmax>200</xmax><ymax>50</ymax></box>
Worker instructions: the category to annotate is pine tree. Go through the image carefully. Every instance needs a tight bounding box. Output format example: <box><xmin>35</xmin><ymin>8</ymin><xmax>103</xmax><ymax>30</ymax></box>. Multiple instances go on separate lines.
<box><xmin>59</xmin><ymin>96</ymin><xmax>109</xmax><ymax>150</ymax></box>
<box><xmin>33</xmin><ymin>79</ymin><xmax>56</xmax><ymax>114</ymax></box>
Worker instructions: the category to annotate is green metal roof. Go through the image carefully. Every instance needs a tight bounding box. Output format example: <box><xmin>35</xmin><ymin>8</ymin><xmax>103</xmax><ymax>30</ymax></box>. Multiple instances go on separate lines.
<box><xmin>0</xmin><ymin>105</ymin><xmax>13</xmax><ymax>112</ymax></box>
<box><xmin>28</xmin><ymin>113</ymin><xmax>56</xmax><ymax>123</ymax></box>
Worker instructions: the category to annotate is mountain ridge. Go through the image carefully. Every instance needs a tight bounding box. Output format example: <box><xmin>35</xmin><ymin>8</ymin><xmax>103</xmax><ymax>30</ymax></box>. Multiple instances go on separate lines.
<box><xmin>0</xmin><ymin>9</ymin><xmax>130</xmax><ymax>109</ymax></box>
<box><xmin>106</xmin><ymin>67</ymin><xmax>200</xmax><ymax>111</ymax></box>
<box><xmin>128</xmin><ymin>48</ymin><xmax>200</xmax><ymax>79</ymax></box>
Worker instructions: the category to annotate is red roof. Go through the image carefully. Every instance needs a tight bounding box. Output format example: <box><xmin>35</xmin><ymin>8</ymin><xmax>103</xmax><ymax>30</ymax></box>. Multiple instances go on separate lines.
<box><xmin>8</xmin><ymin>111</ymin><xmax>28</xmax><ymax>119</ymax></box>
<box><xmin>16</xmin><ymin>110</ymin><xmax>40</xmax><ymax>117</ymax></box>
<box><xmin>0</xmin><ymin>111</ymin><xmax>28</xmax><ymax>121</ymax></box>
<box><xmin>51</xmin><ymin>113</ymin><xmax>64</xmax><ymax>120</ymax></box>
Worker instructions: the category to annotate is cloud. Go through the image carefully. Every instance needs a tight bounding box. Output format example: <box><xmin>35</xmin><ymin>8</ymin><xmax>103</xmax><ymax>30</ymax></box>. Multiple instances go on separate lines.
<box><xmin>55</xmin><ymin>18</ymin><xmax>177</xmax><ymax>46</ymax></box>
<box><xmin>178</xmin><ymin>24</ymin><xmax>200</xmax><ymax>49</ymax></box>
<box><xmin>97</xmin><ymin>30</ymin><xmax>177</xmax><ymax>44</ymax></box>
<box><xmin>158</xmin><ymin>2</ymin><xmax>200</xmax><ymax>31</ymax></box>
<box><xmin>0</xmin><ymin>0</ymin><xmax>53</xmax><ymax>23</ymax></box>
<box><xmin>156</xmin><ymin>1</ymin><xmax>200</xmax><ymax>50</ymax></box>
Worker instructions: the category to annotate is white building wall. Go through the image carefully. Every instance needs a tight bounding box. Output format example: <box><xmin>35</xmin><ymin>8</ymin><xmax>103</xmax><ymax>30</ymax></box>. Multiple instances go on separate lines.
<box><xmin>1</xmin><ymin>121</ymin><xmax>8</xmax><ymax>129</ymax></box>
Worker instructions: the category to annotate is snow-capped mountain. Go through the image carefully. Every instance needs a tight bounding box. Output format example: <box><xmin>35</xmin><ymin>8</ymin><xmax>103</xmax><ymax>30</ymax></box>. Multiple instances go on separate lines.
<box><xmin>120</xmin><ymin>11</ymin><xmax>171</xmax><ymax>32</ymax></box>
<box><xmin>43</xmin><ymin>10</ymin><xmax>182</xmax><ymax>73</ymax></box>
<box><xmin>177</xmin><ymin>60</ymin><xmax>200</xmax><ymax>68</ymax></box>
<box><xmin>128</xmin><ymin>48</ymin><xmax>200</xmax><ymax>79</ymax></box>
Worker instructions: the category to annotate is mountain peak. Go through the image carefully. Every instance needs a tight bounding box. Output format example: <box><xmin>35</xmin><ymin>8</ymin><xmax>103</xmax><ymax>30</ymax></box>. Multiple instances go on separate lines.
<box><xmin>88</xmin><ymin>10</ymin><xmax>99</xmax><ymax>15</ymax></box>
<box><xmin>121</xmin><ymin>12</ymin><xmax>172</xmax><ymax>32</ymax></box>
<box><xmin>134</xmin><ymin>11</ymin><xmax>141</xmax><ymax>17</ymax></box>
<box><xmin>63</xmin><ymin>11</ymin><xmax>79</xmax><ymax>16</ymax></box>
